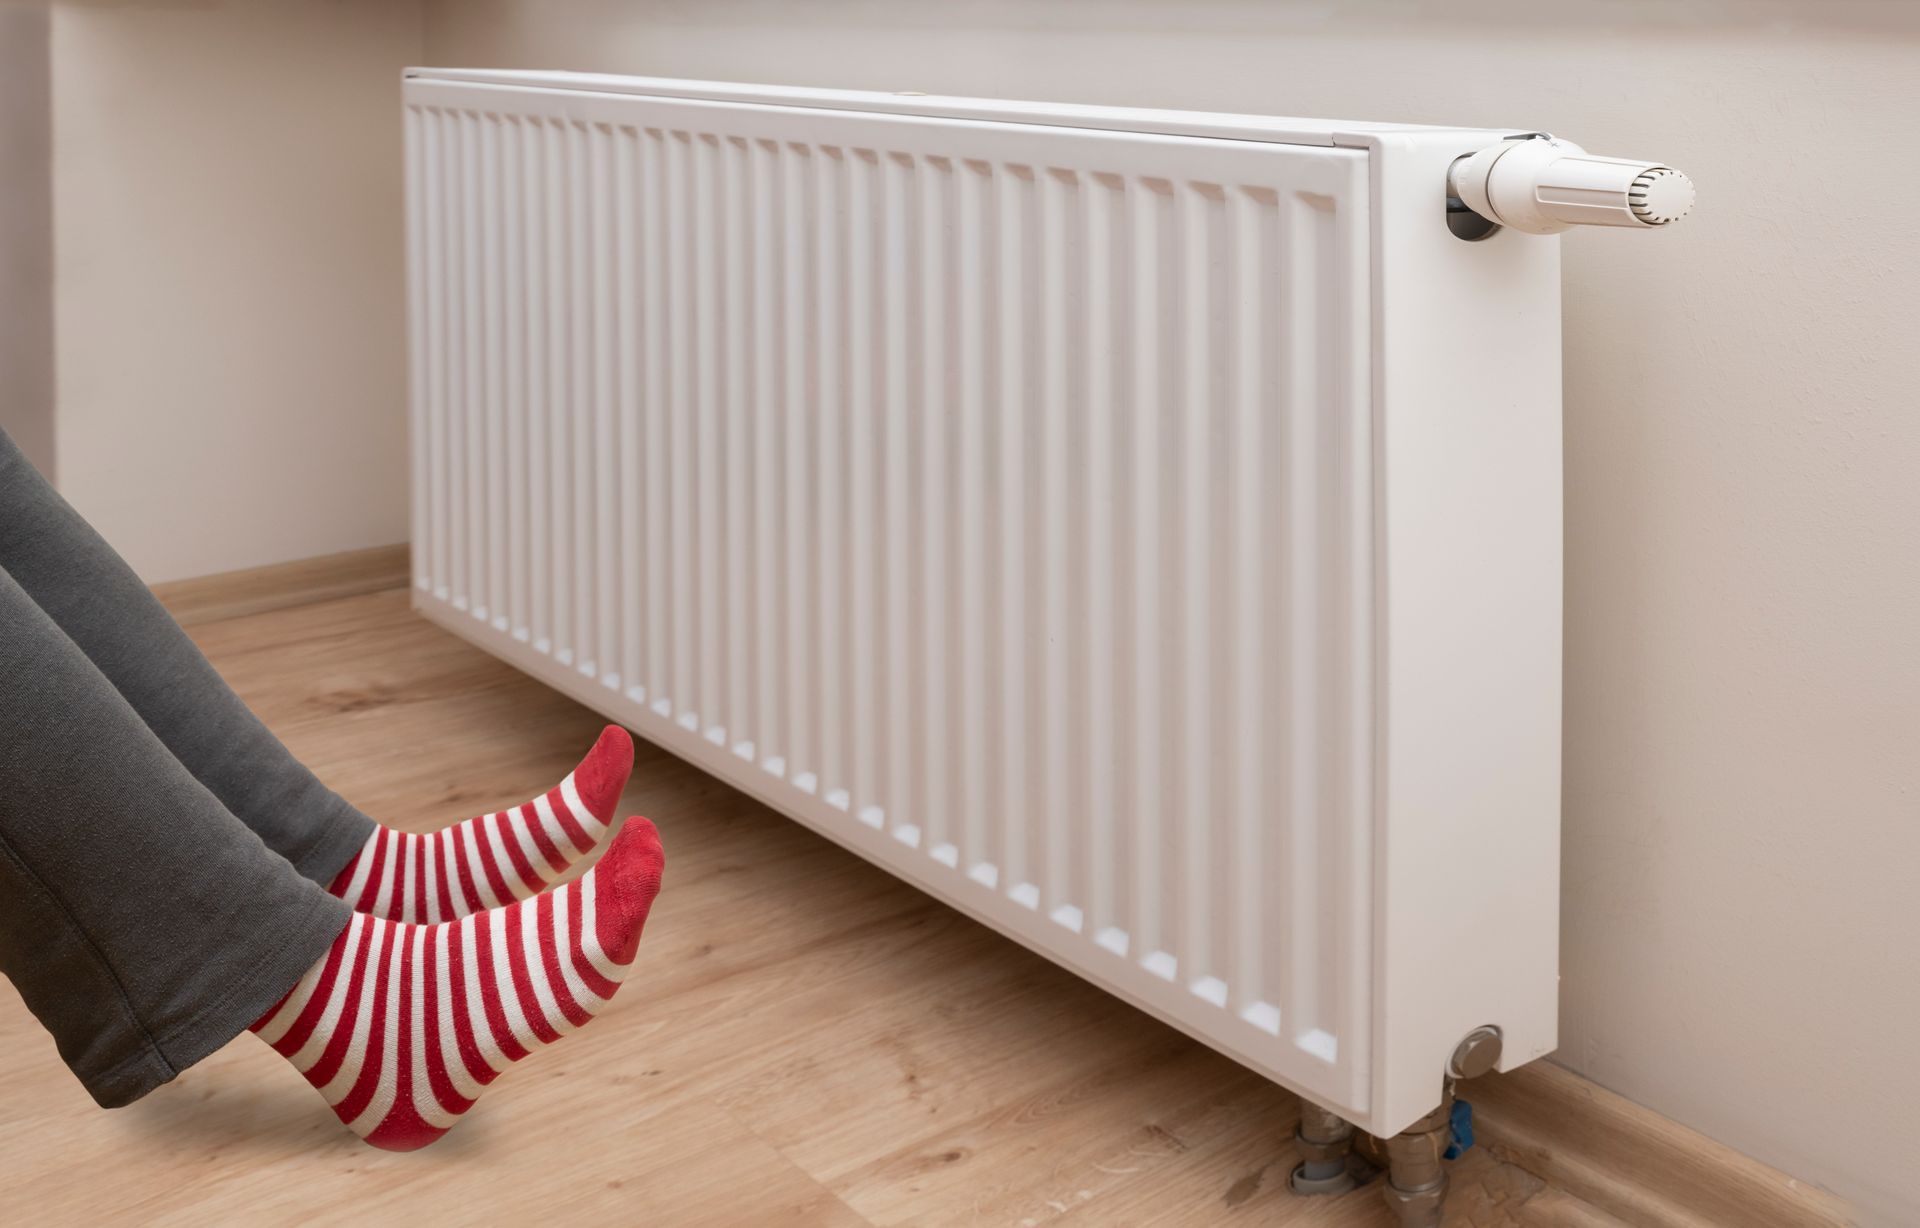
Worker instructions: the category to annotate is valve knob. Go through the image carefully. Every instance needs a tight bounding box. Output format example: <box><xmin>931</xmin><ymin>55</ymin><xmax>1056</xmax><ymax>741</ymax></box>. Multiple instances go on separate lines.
<box><xmin>1449</xmin><ymin>135</ymin><xmax>1694</xmax><ymax>235</ymax></box>
<box><xmin>1628</xmin><ymin>166</ymin><xmax>1695</xmax><ymax>225</ymax></box>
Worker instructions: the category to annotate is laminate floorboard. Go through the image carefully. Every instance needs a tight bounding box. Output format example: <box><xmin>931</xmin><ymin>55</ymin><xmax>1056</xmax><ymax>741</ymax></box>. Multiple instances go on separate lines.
<box><xmin>0</xmin><ymin>589</ymin><xmax>1624</xmax><ymax>1227</ymax></box>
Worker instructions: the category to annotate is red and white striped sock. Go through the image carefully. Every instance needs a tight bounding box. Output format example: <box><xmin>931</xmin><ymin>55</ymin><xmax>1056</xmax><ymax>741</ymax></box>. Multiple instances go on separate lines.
<box><xmin>253</xmin><ymin>818</ymin><xmax>665</xmax><ymax>1151</ymax></box>
<box><xmin>327</xmin><ymin>726</ymin><xmax>634</xmax><ymax>923</ymax></box>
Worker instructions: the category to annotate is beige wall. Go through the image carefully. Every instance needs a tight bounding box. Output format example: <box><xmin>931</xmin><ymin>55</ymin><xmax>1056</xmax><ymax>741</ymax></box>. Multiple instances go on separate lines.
<box><xmin>0</xmin><ymin>2</ymin><xmax>54</xmax><ymax>475</ymax></box>
<box><xmin>50</xmin><ymin>0</ymin><xmax>421</xmax><ymax>582</ymax></box>
<box><xmin>420</xmin><ymin>1</ymin><xmax>1920</xmax><ymax>1220</ymax></box>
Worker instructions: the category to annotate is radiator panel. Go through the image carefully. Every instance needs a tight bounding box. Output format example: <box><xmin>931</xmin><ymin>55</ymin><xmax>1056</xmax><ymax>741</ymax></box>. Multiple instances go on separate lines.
<box><xmin>405</xmin><ymin>72</ymin><xmax>1563</xmax><ymax>1134</ymax></box>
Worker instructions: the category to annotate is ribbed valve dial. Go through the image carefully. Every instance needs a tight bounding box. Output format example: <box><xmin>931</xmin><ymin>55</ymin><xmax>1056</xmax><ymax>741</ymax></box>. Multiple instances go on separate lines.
<box><xmin>1628</xmin><ymin>166</ymin><xmax>1695</xmax><ymax>225</ymax></box>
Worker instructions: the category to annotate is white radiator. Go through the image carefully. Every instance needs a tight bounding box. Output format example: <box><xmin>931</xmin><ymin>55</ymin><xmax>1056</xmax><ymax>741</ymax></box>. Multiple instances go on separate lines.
<box><xmin>402</xmin><ymin>68</ymin><xmax>1571</xmax><ymax>1138</ymax></box>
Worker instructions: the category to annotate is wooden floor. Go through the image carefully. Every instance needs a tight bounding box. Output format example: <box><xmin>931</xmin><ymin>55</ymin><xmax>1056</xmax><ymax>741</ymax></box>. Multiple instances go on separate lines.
<box><xmin>0</xmin><ymin>588</ymin><xmax>1625</xmax><ymax>1226</ymax></box>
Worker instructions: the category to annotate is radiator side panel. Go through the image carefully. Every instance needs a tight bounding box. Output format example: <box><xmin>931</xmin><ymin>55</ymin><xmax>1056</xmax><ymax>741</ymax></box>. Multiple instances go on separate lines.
<box><xmin>405</xmin><ymin>78</ymin><xmax>1381</xmax><ymax>1120</ymax></box>
<box><xmin>1362</xmin><ymin>131</ymin><xmax>1564</xmax><ymax>1132</ymax></box>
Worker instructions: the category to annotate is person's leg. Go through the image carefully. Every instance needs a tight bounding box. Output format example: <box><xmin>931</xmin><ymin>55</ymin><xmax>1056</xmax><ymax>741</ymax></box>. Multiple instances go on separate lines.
<box><xmin>0</xmin><ymin>427</ymin><xmax>372</xmax><ymax>884</ymax></box>
<box><xmin>0</xmin><ymin>425</ymin><xmax>641</xmax><ymax>917</ymax></box>
<box><xmin>0</xmin><ymin>565</ymin><xmax>351</xmax><ymax>1107</ymax></box>
<box><xmin>0</xmin><ymin>429</ymin><xmax>634</xmax><ymax>906</ymax></box>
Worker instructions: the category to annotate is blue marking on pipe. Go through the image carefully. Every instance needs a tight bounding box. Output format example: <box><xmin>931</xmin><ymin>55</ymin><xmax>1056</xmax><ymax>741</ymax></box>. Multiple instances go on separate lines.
<box><xmin>1443</xmin><ymin>1098</ymin><xmax>1475</xmax><ymax>1160</ymax></box>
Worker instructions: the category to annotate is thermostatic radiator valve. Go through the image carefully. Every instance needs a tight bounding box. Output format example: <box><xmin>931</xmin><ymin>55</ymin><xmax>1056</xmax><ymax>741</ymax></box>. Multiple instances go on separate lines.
<box><xmin>1448</xmin><ymin>134</ymin><xmax>1694</xmax><ymax>234</ymax></box>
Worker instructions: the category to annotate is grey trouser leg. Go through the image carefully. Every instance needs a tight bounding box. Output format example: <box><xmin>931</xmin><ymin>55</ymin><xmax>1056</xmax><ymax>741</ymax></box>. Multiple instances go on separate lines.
<box><xmin>0</xmin><ymin>428</ymin><xmax>374</xmax><ymax>884</ymax></box>
<box><xmin>0</xmin><ymin>564</ymin><xmax>351</xmax><ymax>1106</ymax></box>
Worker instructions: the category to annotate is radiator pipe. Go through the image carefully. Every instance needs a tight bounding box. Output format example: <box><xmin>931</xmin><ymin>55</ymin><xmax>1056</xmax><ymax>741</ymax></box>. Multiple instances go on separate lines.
<box><xmin>1382</xmin><ymin>1090</ymin><xmax>1456</xmax><ymax>1228</ymax></box>
<box><xmin>1448</xmin><ymin>134</ymin><xmax>1694</xmax><ymax>235</ymax></box>
<box><xmin>1288</xmin><ymin>1102</ymin><xmax>1359</xmax><ymax>1195</ymax></box>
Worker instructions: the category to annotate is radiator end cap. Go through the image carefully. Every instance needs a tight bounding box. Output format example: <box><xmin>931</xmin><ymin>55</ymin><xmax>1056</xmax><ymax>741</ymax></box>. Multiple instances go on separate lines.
<box><xmin>1448</xmin><ymin>1025</ymin><xmax>1504</xmax><ymax>1080</ymax></box>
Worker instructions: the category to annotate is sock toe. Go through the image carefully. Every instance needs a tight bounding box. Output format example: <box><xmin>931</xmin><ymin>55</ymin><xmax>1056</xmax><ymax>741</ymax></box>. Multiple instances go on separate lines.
<box><xmin>572</xmin><ymin>725</ymin><xmax>635</xmax><ymax>822</ymax></box>
<box><xmin>361</xmin><ymin>1100</ymin><xmax>450</xmax><ymax>1153</ymax></box>
<box><xmin>594</xmin><ymin>818</ymin><xmax>665</xmax><ymax>966</ymax></box>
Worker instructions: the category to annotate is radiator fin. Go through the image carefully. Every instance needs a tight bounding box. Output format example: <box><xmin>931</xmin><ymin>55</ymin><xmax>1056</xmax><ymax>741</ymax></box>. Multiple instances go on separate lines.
<box><xmin>407</xmin><ymin>99</ymin><xmax>1374</xmax><ymax>1108</ymax></box>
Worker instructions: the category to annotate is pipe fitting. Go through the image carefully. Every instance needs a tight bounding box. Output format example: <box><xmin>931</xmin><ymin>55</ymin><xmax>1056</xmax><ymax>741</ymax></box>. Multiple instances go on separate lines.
<box><xmin>1382</xmin><ymin>1096</ymin><xmax>1455</xmax><ymax>1228</ymax></box>
<box><xmin>1382</xmin><ymin>1173</ymin><xmax>1449</xmax><ymax>1228</ymax></box>
<box><xmin>1289</xmin><ymin>1102</ymin><xmax>1358</xmax><ymax>1196</ymax></box>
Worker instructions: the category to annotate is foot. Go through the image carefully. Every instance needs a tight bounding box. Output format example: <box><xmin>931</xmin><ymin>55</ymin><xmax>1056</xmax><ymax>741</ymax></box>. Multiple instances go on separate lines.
<box><xmin>255</xmin><ymin>818</ymin><xmax>665</xmax><ymax>1150</ymax></box>
<box><xmin>328</xmin><ymin>726</ymin><xmax>634</xmax><ymax>922</ymax></box>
